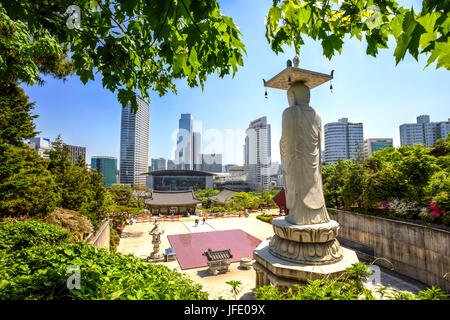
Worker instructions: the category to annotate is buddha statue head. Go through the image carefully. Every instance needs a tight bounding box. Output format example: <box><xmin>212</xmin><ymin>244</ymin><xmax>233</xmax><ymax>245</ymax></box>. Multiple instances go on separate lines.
<box><xmin>287</xmin><ymin>81</ymin><xmax>310</xmax><ymax>106</ymax></box>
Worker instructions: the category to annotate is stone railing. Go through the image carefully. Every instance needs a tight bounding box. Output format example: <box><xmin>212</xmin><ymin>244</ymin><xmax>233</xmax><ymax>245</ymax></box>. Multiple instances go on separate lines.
<box><xmin>330</xmin><ymin>209</ymin><xmax>450</xmax><ymax>292</ymax></box>
<box><xmin>86</xmin><ymin>219</ymin><xmax>110</xmax><ymax>252</ymax></box>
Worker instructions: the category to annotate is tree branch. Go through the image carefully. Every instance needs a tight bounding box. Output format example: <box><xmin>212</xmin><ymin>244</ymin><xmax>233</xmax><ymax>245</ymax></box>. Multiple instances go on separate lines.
<box><xmin>180</xmin><ymin>0</ymin><xmax>204</xmax><ymax>37</ymax></box>
<box><xmin>148</xmin><ymin>0</ymin><xmax>174</xmax><ymax>49</ymax></box>
<box><xmin>97</xmin><ymin>1</ymin><xmax>127</xmax><ymax>35</ymax></box>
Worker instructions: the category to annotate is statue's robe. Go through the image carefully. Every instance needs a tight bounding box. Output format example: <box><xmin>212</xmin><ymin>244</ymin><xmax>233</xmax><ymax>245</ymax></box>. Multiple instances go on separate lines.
<box><xmin>280</xmin><ymin>103</ymin><xmax>330</xmax><ymax>225</ymax></box>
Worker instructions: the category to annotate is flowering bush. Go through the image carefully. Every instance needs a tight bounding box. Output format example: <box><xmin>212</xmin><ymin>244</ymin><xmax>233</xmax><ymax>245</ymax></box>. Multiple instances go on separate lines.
<box><xmin>429</xmin><ymin>203</ymin><xmax>444</xmax><ymax>217</ymax></box>
<box><xmin>388</xmin><ymin>199</ymin><xmax>417</xmax><ymax>217</ymax></box>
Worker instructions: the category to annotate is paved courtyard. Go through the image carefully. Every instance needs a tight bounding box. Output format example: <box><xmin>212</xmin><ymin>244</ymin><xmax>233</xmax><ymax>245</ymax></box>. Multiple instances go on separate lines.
<box><xmin>117</xmin><ymin>211</ymin><xmax>427</xmax><ymax>300</ymax></box>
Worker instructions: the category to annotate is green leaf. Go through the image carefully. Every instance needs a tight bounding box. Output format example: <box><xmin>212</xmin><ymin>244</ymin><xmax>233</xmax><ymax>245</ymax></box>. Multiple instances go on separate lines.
<box><xmin>188</xmin><ymin>47</ymin><xmax>200</xmax><ymax>68</ymax></box>
<box><xmin>268</xmin><ymin>6</ymin><xmax>282</xmax><ymax>28</ymax></box>
<box><xmin>426</xmin><ymin>40</ymin><xmax>450</xmax><ymax>70</ymax></box>
<box><xmin>172</xmin><ymin>54</ymin><xmax>187</xmax><ymax>75</ymax></box>
<box><xmin>110</xmin><ymin>290</ymin><xmax>124</xmax><ymax>300</ymax></box>
<box><xmin>417</xmin><ymin>12</ymin><xmax>439</xmax><ymax>50</ymax></box>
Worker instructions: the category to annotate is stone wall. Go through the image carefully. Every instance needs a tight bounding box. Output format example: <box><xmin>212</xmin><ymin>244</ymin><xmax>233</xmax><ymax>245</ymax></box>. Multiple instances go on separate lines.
<box><xmin>331</xmin><ymin>209</ymin><xmax>450</xmax><ymax>292</ymax></box>
<box><xmin>86</xmin><ymin>219</ymin><xmax>110</xmax><ymax>252</ymax></box>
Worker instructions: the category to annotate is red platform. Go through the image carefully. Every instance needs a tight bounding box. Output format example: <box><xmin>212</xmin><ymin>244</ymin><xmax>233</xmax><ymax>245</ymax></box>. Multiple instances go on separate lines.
<box><xmin>167</xmin><ymin>230</ymin><xmax>261</xmax><ymax>270</ymax></box>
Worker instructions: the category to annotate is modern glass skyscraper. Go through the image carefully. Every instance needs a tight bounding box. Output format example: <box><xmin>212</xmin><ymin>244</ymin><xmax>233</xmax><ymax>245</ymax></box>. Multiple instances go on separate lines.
<box><xmin>151</xmin><ymin>158</ymin><xmax>166</xmax><ymax>171</ymax></box>
<box><xmin>244</xmin><ymin>116</ymin><xmax>271</xmax><ymax>190</ymax></box>
<box><xmin>92</xmin><ymin>156</ymin><xmax>117</xmax><ymax>187</ymax></box>
<box><xmin>119</xmin><ymin>96</ymin><xmax>149</xmax><ymax>186</ymax></box>
<box><xmin>175</xmin><ymin>113</ymin><xmax>193</xmax><ymax>170</ymax></box>
<box><xmin>324</xmin><ymin>118</ymin><xmax>364</xmax><ymax>164</ymax></box>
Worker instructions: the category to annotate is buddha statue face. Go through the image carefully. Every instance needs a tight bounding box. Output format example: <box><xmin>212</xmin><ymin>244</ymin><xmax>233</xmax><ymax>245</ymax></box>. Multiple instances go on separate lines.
<box><xmin>287</xmin><ymin>81</ymin><xmax>310</xmax><ymax>106</ymax></box>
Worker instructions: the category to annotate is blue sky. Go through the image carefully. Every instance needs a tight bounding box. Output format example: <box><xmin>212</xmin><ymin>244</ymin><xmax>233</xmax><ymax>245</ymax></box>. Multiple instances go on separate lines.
<box><xmin>25</xmin><ymin>0</ymin><xmax>449</xmax><ymax>166</ymax></box>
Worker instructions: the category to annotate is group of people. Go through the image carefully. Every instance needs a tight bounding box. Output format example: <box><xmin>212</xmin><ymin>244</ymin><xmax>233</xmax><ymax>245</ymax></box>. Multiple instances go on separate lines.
<box><xmin>194</xmin><ymin>217</ymin><xmax>207</xmax><ymax>227</ymax></box>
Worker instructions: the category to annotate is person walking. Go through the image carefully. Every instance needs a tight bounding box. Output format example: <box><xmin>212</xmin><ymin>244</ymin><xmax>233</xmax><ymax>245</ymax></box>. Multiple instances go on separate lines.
<box><xmin>202</xmin><ymin>217</ymin><xmax>206</xmax><ymax>225</ymax></box>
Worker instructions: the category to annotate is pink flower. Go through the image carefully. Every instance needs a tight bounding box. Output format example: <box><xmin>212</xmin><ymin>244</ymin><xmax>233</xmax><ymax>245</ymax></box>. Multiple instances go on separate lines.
<box><xmin>429</xmin><ymin>203</ymin><xmax>444</xmax><ymax>216</ymax></box>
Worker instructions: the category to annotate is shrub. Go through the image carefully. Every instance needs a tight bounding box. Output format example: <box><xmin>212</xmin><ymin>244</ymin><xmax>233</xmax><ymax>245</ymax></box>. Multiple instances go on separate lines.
<box><xmin>0</xmin><ymin>220</ymin><xmax>208</xmax><ymax>300</ymax></box>
<box><xmin>254</xmin><ymin>262</ymin><xmax>448</xmax><ymax>300</ymax></box>
<box><xmin>256</xmin><ymin>214</ymin><xmax>274</xmax><ymax>224</ymax></box>
<box><xmin>0</xmin><ymin>243</ymin><xmax>209</xmax><ymax>300</ymax></box>
<box><xmin>0</xmin><ymin>219</ymin><xmax>74</xmax><ymax>250</ymax></box>
<box><xmin>43</xmin><ymin>207</ymin><xmax>94</xmax><ymax>235</ymax></box>
<box><xmin>201</xmin><ymin>198</ymin><xmax>212</xmax><ymax>209</ymax></box>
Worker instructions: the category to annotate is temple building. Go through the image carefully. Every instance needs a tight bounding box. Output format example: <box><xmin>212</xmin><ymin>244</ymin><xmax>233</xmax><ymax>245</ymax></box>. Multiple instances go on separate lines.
<box><xmin>145</xmin><ymin>190</ymin><xmax>201</xmax><ymax>215</ymax></box>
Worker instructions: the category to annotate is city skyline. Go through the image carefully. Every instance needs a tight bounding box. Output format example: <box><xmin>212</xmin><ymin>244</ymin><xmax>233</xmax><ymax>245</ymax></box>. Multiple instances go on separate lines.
<box><xmin>23</xmin><ymin>0</ymin><xmax>449</xmax><ymax>167</ymax></box>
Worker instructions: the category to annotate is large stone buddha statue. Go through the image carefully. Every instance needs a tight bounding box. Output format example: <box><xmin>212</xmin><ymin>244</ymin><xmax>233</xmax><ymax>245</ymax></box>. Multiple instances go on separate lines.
<box><xmin>280</xmin><ymin>81</ymin><xmax>330</xmax><ymax>225</ymax></box>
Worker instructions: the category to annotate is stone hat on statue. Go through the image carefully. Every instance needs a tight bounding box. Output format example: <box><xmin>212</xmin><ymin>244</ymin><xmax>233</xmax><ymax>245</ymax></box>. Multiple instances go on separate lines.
<box><xmin>263</xmin><ymin>56</ymin><xmax>333</xmax><ymax>90</ymax></box>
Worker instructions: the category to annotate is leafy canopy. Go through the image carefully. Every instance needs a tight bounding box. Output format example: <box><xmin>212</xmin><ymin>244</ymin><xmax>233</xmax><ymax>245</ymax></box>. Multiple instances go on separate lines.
<box><xmin>2</xmin><ymin>0</ymin><xmax>246</xmax><ymax>112</ymax></box>
<box><xmin>265</xmin><ymin>0</ymin><xmax>450</xmax><ymax>70</ymax></box>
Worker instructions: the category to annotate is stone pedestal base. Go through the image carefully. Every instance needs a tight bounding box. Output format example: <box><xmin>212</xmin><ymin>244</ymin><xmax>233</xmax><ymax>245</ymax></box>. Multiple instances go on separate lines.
<box><xmin>253</xmin><ymin>240</ymin><xmax>359</xmax><ymax>290</ymax></box>
<box><xmin>147</xmin><ymin>255</ymin><xmax>165</xmax><ymax>263</ymax></box>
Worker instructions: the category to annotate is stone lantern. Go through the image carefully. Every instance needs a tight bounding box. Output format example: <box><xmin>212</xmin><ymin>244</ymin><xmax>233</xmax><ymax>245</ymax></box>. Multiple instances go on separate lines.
<box><xmin>253</xmin><ymin>57</ymin><xmax>359</xmax><ymax>290</ymax></box>
<box><xmin>148</xmin><ymin>220</ymin><xmax>165</xmax><ymax>262</ymax></box>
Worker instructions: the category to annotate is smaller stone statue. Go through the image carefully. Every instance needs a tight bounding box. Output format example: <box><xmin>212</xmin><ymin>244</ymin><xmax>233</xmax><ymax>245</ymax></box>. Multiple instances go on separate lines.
<box><xmin>148</xmin><ymin>220</ymin><xmax>164</xmax><ymax>261</ymax></box>
<box><xmin>293</xmin><ymin>56</ymin><xmax>299</xmax><ymax>68</ymax></box>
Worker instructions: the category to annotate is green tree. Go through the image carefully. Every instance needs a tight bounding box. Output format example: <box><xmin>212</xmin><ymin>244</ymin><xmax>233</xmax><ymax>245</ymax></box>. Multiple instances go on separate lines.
<box><xmin>0</xmin><ymin>4</ymin><xmax>72</xmax><ymax>89</ymax></box>
<box><xmin>259</xmin><ymin>190</ymin><xmax>276</xmax><ymax>207</ymax></box>
<box><xmin>195</xmin><ymin>186</ymin><xmax>220</xmax><ymax>198</ymax></box>
<box><xmin>47</xmin><ymin>136</ymin><xmax>115</xmax><ymax>228</ymax></box>
<box><xmin>0</xmin><ymin>144</ymin><xmax>59</xmax><ymax>218</ymax></box>
<box><xmin>322</xmin><ymin>159</ymin><xmax>353</xmax><ymax>208</ymax></box>
<box><xmin>265</xmin><ymin>0</ymin><xmax>450</xmax><ymax>70</ymax></box>
<box><xmin>397</xmin><ymin>145</ymin><xmax>439</xmax><ymax>203</ymax></box>
<box><xmin>342</xmin><ymin>162</ymin><xmax>369</xmax><ymax>209</ymax></box>
<box><xmin>108</xmin><ymin>184</ymin><xmax>138</xmax><ymax>207</ymax></box>
<box><xmin>231</xmin><ymin>192</ymin><xmax>256</xmax><ymax>210</ymax></box>
<box><xmin>133</xmin><ymin>184</ymin><xmax>150</xmax><ymax>206</ymax></box>
<box><xmin>0</xmin><ymin>85</ymin><xmax>38</xmax><ymax>146</ymax></box>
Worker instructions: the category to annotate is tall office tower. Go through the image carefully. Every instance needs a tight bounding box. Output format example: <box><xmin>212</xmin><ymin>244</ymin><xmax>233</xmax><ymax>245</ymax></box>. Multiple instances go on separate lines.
<box><xmin>193</xmin><ymin>131</ymin><xmax>202</xmax><ymax>170</ymax></box>
<box><xmin>364</xmin><ymin>138</ymin><xmax>393</xmax><ymax>158</ymax></box>
<box><xmin>201</xmin><ymin>153</ymin><xmax>223</xmax><ymax>172</ymax></box>
<box><xmin>175</xmin><ymin>113</ymin><xmax>193</xmax><ymax>170</ymax></box>
<box><xmin>244</xmin><ymin>116</ymin><xmax>272</xmax><ymax>191</ymax></box>
<box><xmin>119</xmin><ymin>96</ymin><xmax>150</xmax><ymax>186</ymax></box>
<box><xmin>28</xmin><ymin>137</ymin><xmax>51</xmax><ymax>158</ymax></box>
<box><xmin>65</xmin><ymin>144</ymin><xmax>86</xmax><ymax>165</ymax></box>
<box><xmin>151</xmin><ymin>158</ymin><xmax>166</xmax><ymax>171</ymax></box>
<box><xmin>324</xmin><ymin>118</ymin><xmax>364</xmax><ymax>165</ymax></box>
<box><xmin>91</xmin><ymin>156</ymin><xmax>117</xmax><ymax>187</ymax></box>
<box><xmin>167</xmin><ymin>160</ymin><xmax>176</xmax><ymax>170</ymax></box>
<box><xmin>438</xmin><ymin>119</ymin><xmax>450</xmax><ymax>140</ymax></box>
<box><xmin>400</xmin><ymin>115</ymin><xmax>450</xmax><ymax>147</ymax></box>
